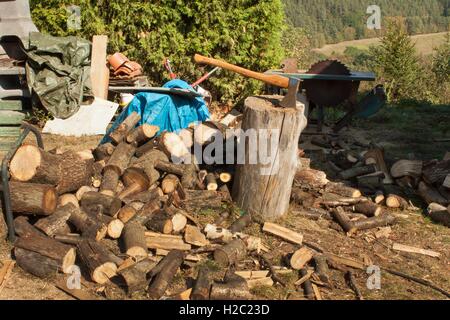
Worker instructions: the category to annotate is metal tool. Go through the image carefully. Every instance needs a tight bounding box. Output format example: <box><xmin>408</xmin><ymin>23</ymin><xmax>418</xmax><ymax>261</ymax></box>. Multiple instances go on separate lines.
<box><xmin>193</xmin><ymin>54</ymin><xmax>300</xmax><ymax>108</ymax></box>
<box><xmin>191</xmin><ymin>66</ymin><xmax>220</xmax><ymax>88</ymax></box>
<box><xmin>163</xmin><ymin>58</ymin><xmax>177</xmax><ymax>79</ymax></box>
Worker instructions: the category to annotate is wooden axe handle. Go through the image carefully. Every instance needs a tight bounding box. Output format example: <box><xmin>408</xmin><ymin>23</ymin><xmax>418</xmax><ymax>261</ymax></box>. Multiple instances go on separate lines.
<box><xmin>194</xmin><ymin>54</ymin><xmax>290</xmax><ymax>89</ymax></box>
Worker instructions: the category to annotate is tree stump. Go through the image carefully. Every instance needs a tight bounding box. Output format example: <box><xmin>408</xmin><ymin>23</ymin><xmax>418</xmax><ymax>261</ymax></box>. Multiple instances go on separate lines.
<box><xmin>232</xmin><ymin>95</ymin><xmax>307</xmax><ymax>220</ymax></box>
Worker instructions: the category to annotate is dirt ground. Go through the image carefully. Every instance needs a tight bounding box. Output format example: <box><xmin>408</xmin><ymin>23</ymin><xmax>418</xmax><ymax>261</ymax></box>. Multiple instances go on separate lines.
<box><xmin>0</xmin><ymin>103</ymin><xmax>449</xmax><ymax>300</ymax></box>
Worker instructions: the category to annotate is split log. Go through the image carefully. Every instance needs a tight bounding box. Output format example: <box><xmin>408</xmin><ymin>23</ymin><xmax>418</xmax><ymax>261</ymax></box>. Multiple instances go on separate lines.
<box><xmin>34</xmin><ymin>204</ymin><xmax>72</xmax><ymax>236</ymax></box>
<box><xmin>339</xmin><ymin>164</ymin><xmax>376</xmax><ymax>180</ymax></box>
<box><xmin>159</xmin><ymin>132</ymin><xmax>190</xmax><ymax>161</ymax></box>
<box><xmin>77</xmin><ymin>239</ymin><xmax>118</xmax><ymax>284</ymax></box>
<box><xmin>171</xmin><ymin>213</ymin><xmax>188</xmax><ymax>233</ymax></box>
<box><xmin>232</xmin><ymin>95</ymin><xmax>307</xmax><ymax>220</ymax></box>
<box><xmin>204</xmin><ymin>224</ymin><xmax>234</xmax><ymax>243</ymax></box>
<box><xmin>331</xmin><ymin>207</ymin><xmax>357</xmax><ymax>235</ymax></box>
<box><xmin>130</xmin><ymin>198</ymin><xmax>162</xmax><ymax>225</ymax></box>
<box><xmin>118</xmin><ymin>167</ymin><xmax>150</xmax><ymax>200</ymax></box>
<box><xmin>126</xmin><ymin>124</ymin><xmax>159</xmax><ymax>144</ymax></box>
<box><xmin>392</xmin><ymin>243</ymin><xmax>440</xmax><ymax>258</ymax></box>
<box><xmin>206</xmin><ymin>173</ymin><xmax>218</xmax><ymax>191</ymax></box>
<box><xmin>13</xmin><ymin>218</ymin><xmax>76</xmax><ymax>273</ymax></box>
<box><xmin>214</xmin><ymin>239</ymin><xmax>247</xmax><ymax>266</ymax></box>
<box><xmin>122</xmin><ymin>222</ymin><xmax>148</xmax><ymax>258</ymax></box>
<box><xmin>325</xmin><ymin>182</ymin><xmax>361</xmax><ymax>198</ymax></box>
<box><xmin>58</xmin><ymin>193</ymin><xmax>79</xmax><ymax>208</ymax></box>
<box><xmin>148</xmin><ymin>250</ymin><xmax>185</xmax><ymax>299</ymax></box>
<box><xmin>426</xmin><ymin>203</ymin><xmax>450</xmax><ymax>227</ymax></box>
<box><xmin>67</xmin><ymin>203</ymin><xmax>107</xmax><ymax>240</ymax></box>
<box><xmin>93</xmin><ymin>143</ymin><xmax>115</xmax><ymax>161</ymax></box>
<box><xmin>418</xmin><ymin>181</ymin><xmax>448</xmax><ymax>206</ymax></box>
<box><xmin>351</xmin><ymin>214</ymin><xmax>396</xmax><ymax>231</ymax></box>
<box><xmin>184</xmin><ymin>225</ymin><xmax>209</xmax><ymax>247</ymax></box>
<box><xmin>364</xmin><ymin>148</ymin><xmax>393</xmax><ymax>184</ymax></box>
<box><xmin>262</xmin><ymin>222</ymin><xmax>303</xmax><ymax>245</ymax></box>
<box><xmin>229</xmin><ymin>214</ymin><xmax>252</xmax><ymax>233</ymax></box>
<box><xmin>192</xmin><ymin>267</ymin><xmax>211</xmax><ymax>300</ymax></box>
<box><xmin>109</xmin><ymin>112</ymin><xmax>141</xmax><ymax>144</ymax></box>
<box><xmin>294</xmin><ymin>168</ymin><xmax>328</xmax><ymax>189</ymax></box>
<box><xmin>352</xmin><ymin>201</ymin><xmax>382</xmax><ymax>217</ymax></box>
<box><xmin>161</xmin><ymin>174</ymin><xmax>180</xmax><ymax>194</ymax></box>
<box><xmin>80</xmin><ymin>191</ymin><xmax>122</xmax><ymax>217</ymax></box>
<box><xmin>422</xmin><ymin>160</ymin><xmax>450</xmax><ymax>185</ymax></box>
<box><xmin>14</xmin><ymin>247</ymin><xmax>59</xmax><ymax>279</ymax></box>
<box><xmin>9</xmin><ymin>181</ymin><xmax>57</xmax><ymax>215</ymax></box>
<box><xmin>386</xmin><ymin>194</ymin><xmax>409</xmax><ymax>209</ymax></box>
<box><xmin>145</xmin><ymin>210</ymin><xmax>173</xmax><ymax>234</ymax></box>
<box><xmin>117</xmin><ymin>204</ymin><xmax>138</xmax><ymax>223</ymax></box>
<box><xmin>54</xmin><ymin>234</ymin><xmax>81</xmax><ymax>245</ymax></box>
<box><xmin>146</xmin><ymin>233</ymin><xmax>191</xmax><ymax>251</ymax></box>
<box><xmin>390</xmin><ymin>160</ymin><xmax>423</xmax><ymax>178</ymax></box>
<box><xmin>290</xmin><ymin>247</ymin><xmax>313</xmax><ymax>270</ymax></box>
<box><xmin>210</xmin><ymin>270</ymin><xmax>251</xmax><ymax>300</ymax></box>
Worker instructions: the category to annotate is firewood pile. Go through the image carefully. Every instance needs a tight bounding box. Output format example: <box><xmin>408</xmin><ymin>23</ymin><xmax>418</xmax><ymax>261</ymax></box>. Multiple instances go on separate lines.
<box><xmin>3</xmin><ymin>110</ymin><xmax>449</xmax><ymax>300</ymax></box>
<box><xmin>297</xmin><ymin>133</ymin><xmax>450</xmax><ymax>229</ymax></box>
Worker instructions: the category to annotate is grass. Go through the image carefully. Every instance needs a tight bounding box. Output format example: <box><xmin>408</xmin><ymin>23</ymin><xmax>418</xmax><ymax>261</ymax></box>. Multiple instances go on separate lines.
<box><xmin>315</xmin><ymin>32</ymin><xmax>448</xmax><ymax>56</ymax></box>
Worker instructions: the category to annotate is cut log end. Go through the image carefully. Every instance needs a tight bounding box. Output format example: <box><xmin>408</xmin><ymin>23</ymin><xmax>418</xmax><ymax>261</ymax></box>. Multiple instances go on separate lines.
<box><xmin>61</xmin><ymin>248</ymin><xmax>77</xmax><ymax>274</ymax></box>
<box><xmin>92</xmin><ymin>262</ymin><xmax>118</xmax><ymax>284</ymax></box>
<box><xmin>9</xmin><ymin>145</ymin><xmax>42</xmax><ymax>181</ymax></box>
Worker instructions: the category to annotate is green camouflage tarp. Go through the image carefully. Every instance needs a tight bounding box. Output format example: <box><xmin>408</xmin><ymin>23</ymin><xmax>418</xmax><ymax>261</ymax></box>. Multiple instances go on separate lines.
<box><xmin>26</xmin><ymin>32</ymin><xmax>93</xmax><ymax>119</ymax></box>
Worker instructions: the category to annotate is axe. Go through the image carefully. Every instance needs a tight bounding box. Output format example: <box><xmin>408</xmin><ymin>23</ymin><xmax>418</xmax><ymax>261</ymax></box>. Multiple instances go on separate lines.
<box><xmin>194</xmin><ymin>54</ymin><xmax>299</xmax><ymax>108</ymax></box>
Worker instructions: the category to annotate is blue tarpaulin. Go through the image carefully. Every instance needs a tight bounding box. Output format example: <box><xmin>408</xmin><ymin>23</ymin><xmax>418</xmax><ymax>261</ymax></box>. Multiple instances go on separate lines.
<box><xmin>100</xmin><ymin>79</ymin><xmax>210</xmax><ymax>144</ymax></box>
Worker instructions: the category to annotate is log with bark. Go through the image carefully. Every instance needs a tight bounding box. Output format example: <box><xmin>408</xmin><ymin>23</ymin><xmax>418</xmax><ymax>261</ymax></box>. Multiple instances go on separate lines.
<box><xmin>331</xmin><ymin>207</ymin><xmax>357</xmax><ymax>235</ymax></box>
<box><xmin>93</xmin><ymin>143</ymin><xmax>115</xmax><ymax>161</ymax></box>
<box><xmin>118</xmin><ymin>265</ymin><xmax>148</xmax><ymax>295</ymax></box>
<box><xmin>214</xmin><ymin>238</ymin><xmax>247</xmax><ymax>266</ymax></box>
<box><xmin>418</xmin><ymin>181</ymin><xmax>449</xmax><ymax>206</ymax></box>
<box><xmin>339</xmin><ymin>164</ymin><xmax>376</xmax><ymax>180</ymax></box>
<box><xmin>313</xmin><ymin>255</ymin><xmax>330</xmax><ymax>285</ymax></box>
<box><xmin>13</xmin><ymin>217</ymin><xmax>76</xmax><ymax>274</ymax></box>
<box><xmin>205</xmin><ymin>173</ymin><xmax>218</xmax><ymax>191</ymax></box>
<box><xmin>67</xmin><ymin>203</ymin><xmax>107</xmax><ymax>241</ymax></box>
<box><xmin>422</xmin><ymin>160</ymin><xmax>450</xmax><ymax>186</ymax></box>
<box><xmin>161</xmin><ymin>174</ymin><xmax>180</xmax><ymax>194</ymax></box>
<box><xmin>325</xmin><ymin>182</ymin><xmax>361</xmax><ymax>198</ymax></box>
<box><xmin>109</xmin><ymin>112</ymin><xmax>141</xmax><ymax>144</ymax></box>
<box><xmin>126</xmin><ymin>124</ymin><xmax>159</xmax><ymax>144</ymax></box>
<box><xmin>232</xmin><ymin>96</ymin><xmax>307</xmax><ymax>220</ymax></box>
<box><xmin>77</xmin><ymin>239</ymin><xmax>118</xmax><ymax>284</ymax></box>
<box><xmin>364</xmin><ymin>148</ymin><xmax>393</xmax><ymax>184</ymax></box>
<box><xmin>426</xmin><ymin>203</ymin><xmax>450</xmax><ymax>227</ymax></box>
<box><xmin>229</xmin><ymin>214</ymin><xmax>252</xmax><ymax>233</ymax></box>
<box><xmin>386</xmin><ymin>194</ymin><xmax>409</xmax><ymax>209</ymax></box>
<box><xmin>294</xmin><ymin>168</ymin><xmax>328</xmax><ymax>189</ymax></box>
<box><xmin>118</xmin><ymin>167</ymin><xmax>150</xmax><ymax>200</ymax></box>
<box><xmin>122</xmin><ymin>222</ymin><xmax>148</xmax><ymax>258</ymax></box>
<box><xmin>210</xmin><ymin>269</ymin><xmax>251</xmax><ymax>300</ymax></box>
<box><xmin>145</xmin><ymin>210</ymin><xmax>173</xmax><ymax>234</ymax></box>
<box><xmin>351</xmin><ymin>214</ymin><xmax>396</xmax><ymax>232</ymax></box>
<box><xmin>9</xmin><ymin>181</ymin><xmax>57</xmax><ymax>215</ymax></box>
<box><xmin>80</xmin><ymin>191</ymin><xmax>122</xmax><ymax>217</ymax></box>
<box><xmin>14</xmin><ymin>247</ymin><xmax>59</xmax><ymax>279</ymax></box>
<box><xmin>390</xmin><ymin>160</ymin><xmax>423</xmax><ymax>178</ymax></box>
<box><xmin>147</xmin><ymin>250</ymin><xmax>185</xmax><ymax>299</ymax></box>
<box><xmin>191</xmin><ymin>266</ymin><xmax>211</xmax><ymax>300</ymax></box>
<box><xmin>34</xmin><ymin>204</ymin><xmax>73</xmax><ymax>236</ymax></box>
<box><xmin>352</xmin><ymin>201</ymin><xmax>382</xmax><ymax>217</ymax></box>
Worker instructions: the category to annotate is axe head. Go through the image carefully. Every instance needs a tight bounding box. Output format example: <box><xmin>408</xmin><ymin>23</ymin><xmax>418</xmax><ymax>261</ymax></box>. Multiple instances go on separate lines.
<box><xmin>279</xmin><ymin>78</ymin><xmax>300</xmax><ymax>109</ymax></box>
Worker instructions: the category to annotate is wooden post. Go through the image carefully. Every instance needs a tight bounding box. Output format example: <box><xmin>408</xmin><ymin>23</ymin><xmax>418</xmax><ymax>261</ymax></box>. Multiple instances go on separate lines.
<box><xmin>232</xmin><ymin>95</ymin><xmax>307</xmax><ymax>220</ymax></box>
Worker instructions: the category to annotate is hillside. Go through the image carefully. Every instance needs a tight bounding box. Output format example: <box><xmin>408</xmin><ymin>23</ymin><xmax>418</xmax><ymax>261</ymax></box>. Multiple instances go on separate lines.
<box><xmin>314</xmin><ymin>32</ymin><xmax>449</xmax><ymax>56</ymax></box>
<box><xmin>284</xmin><ymin>0</ymin><xmax>450</xmax><ymax>47</ymax></box>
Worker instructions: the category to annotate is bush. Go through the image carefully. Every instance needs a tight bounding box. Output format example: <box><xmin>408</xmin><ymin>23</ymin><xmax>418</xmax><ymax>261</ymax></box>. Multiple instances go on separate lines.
<box><xmin>30</xmin><ymin>0</ymin><xmax>285</xmax><ymax>104</ymax></box>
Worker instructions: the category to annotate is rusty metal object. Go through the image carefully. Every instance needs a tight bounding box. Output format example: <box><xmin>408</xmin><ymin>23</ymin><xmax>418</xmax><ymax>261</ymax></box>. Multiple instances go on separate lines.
<box><xmin>303</xmin><ymin>60</ymin><xmax>352</xmax><ymax>107</ymax></box>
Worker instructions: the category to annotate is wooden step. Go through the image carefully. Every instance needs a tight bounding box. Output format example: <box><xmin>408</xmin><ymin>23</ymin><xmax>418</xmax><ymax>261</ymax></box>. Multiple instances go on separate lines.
<box><xmin>0</xmin><ymin>111</ymin><xmax>25</xmax><ymax>125</ymax></box>
<box><xmin>0</xmin><ymin>100</ymin><xmax>23</xmax><ymax>111</ymax></box>
<box><xmin>0</xmin><ymin>126</ymin><xmax>22</xmax><ymax>137</ymax></box>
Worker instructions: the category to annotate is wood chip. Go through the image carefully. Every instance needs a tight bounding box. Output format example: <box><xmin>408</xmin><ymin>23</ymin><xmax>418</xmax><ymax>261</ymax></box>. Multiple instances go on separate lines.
<box><xmin>294</xmin><ymin>269</ymin><xmax>314</xmax><ymax>286</ymax></box>
<box><xmin>0</xmin><ymin>260</ymin><xmax>15</xmax><ymax>294</ymax></box>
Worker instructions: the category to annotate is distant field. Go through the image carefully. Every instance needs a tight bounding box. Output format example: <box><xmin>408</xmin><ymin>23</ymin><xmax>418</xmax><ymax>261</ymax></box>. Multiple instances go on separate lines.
<box><xmin>314</xmin><ymin>32</ymin><xmax>448</xmax><ymax>56</ymax></box>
